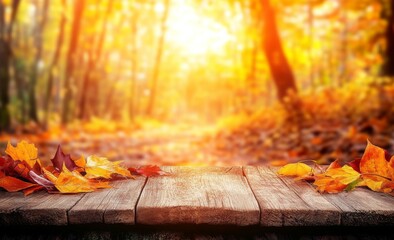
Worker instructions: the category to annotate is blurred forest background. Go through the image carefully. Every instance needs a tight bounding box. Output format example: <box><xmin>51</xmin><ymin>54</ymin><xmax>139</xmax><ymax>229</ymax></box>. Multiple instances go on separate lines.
<box><xmin>0</xmin><ymin>0</ymin><xmax>394</xmax><ymax>166</ymax></box>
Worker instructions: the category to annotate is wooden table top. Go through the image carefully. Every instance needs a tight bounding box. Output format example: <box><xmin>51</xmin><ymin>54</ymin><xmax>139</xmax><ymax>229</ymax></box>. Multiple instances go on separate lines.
<box><xmin>0</xmin><ymin>166</ymin><xmax>393</xmax><ymax>226</ymax></box>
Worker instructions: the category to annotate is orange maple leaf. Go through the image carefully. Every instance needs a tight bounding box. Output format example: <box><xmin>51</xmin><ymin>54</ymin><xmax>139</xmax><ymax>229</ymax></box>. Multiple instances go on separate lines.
<box><xmin>314</xmin><ymin>175</ymin><xmax>347</xmax><ymax>193</ymax></box>
<box><xmin>359</xmin><ymin>140</ymin><xmax>392</xmax><ymax>193</ymax></box>
<box><xmin>360</xmin><ymin>140</ymin><xmax>390</xmax><ymax>179</ymax></box>
<box><xmin>5</xmin><ymin>141</ymin><xmax>40</xmax><ymax>168</ymax></box>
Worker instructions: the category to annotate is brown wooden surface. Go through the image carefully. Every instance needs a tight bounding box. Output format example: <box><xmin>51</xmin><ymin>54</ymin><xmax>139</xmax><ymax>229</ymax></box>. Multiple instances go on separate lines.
<box><xmin>0</xmin><ymin>191</ymin><xmax>83</xmax><ymax>225</ymax></box>
<box><xmin>321</xmin><ymin>187</ymin><xmax>394</xmax><ymax>226</ymax></box>
<box><xmin>68</xmin><ymin>178</ymin><xmax>146</xmax><ymax>224</ymax></box>
<box><xmin>136</xmin><ymin>166</ymin><xmax>260</xmax><ymax>225</ymax></box>
<box><xmin>271</xmin><ymin>167</ymin><xmax>341</xmax><ymax>225</ymax></box>
<box><xmin>0</xmin><ymin>166</ymin><xmax>393</xmax><ymax>226</ymax></box>
<box><xmin>244</xmin><ymin>166</ymin><xmax>341</xmax><ymax>226</ymax></box>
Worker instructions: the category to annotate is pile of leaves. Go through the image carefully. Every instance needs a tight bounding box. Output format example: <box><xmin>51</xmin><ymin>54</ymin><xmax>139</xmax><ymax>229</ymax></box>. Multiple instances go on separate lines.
<box><xmin>278</xmin><ymin>140</ymin><xmax>394</xmax><ymax>195</ymax></box>
<box><xmin>211</xmin><ymin>83</ymin><xmax>394</xmax><ymax>165</ymax></box>
<box><xmin>0</xmin><ymin>141</ymin><xmax>165</xmax><ymax>195</ymax></box>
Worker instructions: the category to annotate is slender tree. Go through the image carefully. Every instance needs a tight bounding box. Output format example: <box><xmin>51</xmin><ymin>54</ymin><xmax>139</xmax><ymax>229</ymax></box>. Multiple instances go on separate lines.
<box><xmin>0</xmin><ymin>0</ymin><xmax>20</xmax><ymax>131</ymax></box>
<box><xmin>62</xmin><ymin>0</ymin><xmax>85</xmax><ymax>124</ymax></box>
<box><xmin>29</xmin><ymin>0</ymin><xmax>49</xmax><ymax>123</ymax></box>
<box><xmin>129</xmin><ymin>2</ymin><xmax>139</xmax><ymax>121</ymax></box>
<box><xmin>260</xmin><ymin>0</ymin><xmax>297</xmax><ymax>101</ymax></box>
<box><xmin>382</xmin><ymin>0</ymin><xmax>394</xmax><ymax>76</ymax></box>
<box><xmin>43</xmin><ymin>0</ymin><xmax>66</xmax><ymax>128</ymax></box>
<box><xmin>78</xmin><ymin>0</ymin><xmax>113</xmax><ymax>120</ymax></box>
<box><xmin>146</xmin><ymin>0</ymin><xmax>171</xmax><ymax>115</ymax></box>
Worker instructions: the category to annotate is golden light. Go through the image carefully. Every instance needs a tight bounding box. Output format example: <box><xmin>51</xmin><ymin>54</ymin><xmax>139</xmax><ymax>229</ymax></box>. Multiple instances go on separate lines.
<box><xmin>157</xmin><ymin>0</ymin><xmax>232</xmax><ymax>56</ymax></box>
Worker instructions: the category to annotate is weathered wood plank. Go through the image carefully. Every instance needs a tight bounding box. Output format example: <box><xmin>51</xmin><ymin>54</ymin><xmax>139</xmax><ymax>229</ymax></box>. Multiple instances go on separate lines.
<box><xmin>0</xmin><ymin>191</ymin><xmax>83</xmax><ymax>225</ymax></box>
<box><xmin>68</xmin><ymin>178</ymin><xmax>146</xmax><ymax>224</ymax></box>
<box><xmin>136</xmin><ymin>166</ymin><xmax>259</xmax><ymax>225</ymax></box>
<box><xmin>244</xmin><ymin>166</ymin><xmax>340</xmax><ymax>226</ymax></box>
<box><xmin>321</xmin><ymin>187</ymin><xmax>394</xmax><ymax>226</ymax></box>
<box><xmin>270</xmin><ymin>167</ymin><xmax>341</xmax><ymax>225</ymax></box>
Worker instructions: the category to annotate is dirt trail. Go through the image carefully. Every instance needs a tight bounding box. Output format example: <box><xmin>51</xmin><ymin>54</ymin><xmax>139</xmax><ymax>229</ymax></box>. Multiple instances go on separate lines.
<box><xmin>0</xmin><ymin>124</ymin><xmax>254</xmax><ymax>167</ymax></box>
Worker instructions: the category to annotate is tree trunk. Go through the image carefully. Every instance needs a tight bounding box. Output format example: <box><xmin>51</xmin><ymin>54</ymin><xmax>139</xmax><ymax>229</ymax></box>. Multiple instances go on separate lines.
<box><xmin>129</xmin><ymin>5</ymin><xmax>139</xmax><ymax>121</ymax></box>
<box><xmin>382</xmin><ymin>0</ymin><xmax>394</xmax><ymax>77</ymax></box>
<box><xmin>0</xmin><ymin>0</ymin><xmax>20</xmax><ymax>131</ymax></box>
<box><xmin>146</xmin><ymin>0</ymin><xmax>171</xmax><ymax>115</ymax></box>
<box><xmin>29</xmin><ymin>0</ymin><xmax>49</xmax><ymax>123</ymax></box>
<box><xmin>43</xmin><ymin>0</ymin><xmax>66</xmax><ymax>128</ymax></box>
<box><xmin>0</xmin><ymin>41</ymin><xmax>11</xmax><ymax>132</ymax></box>
<box><xmin>78</xmin><ymin>0</ymin><xmax>112</xmax><ymax>120</ymax></box>
<box><xmin>62</xmin><ymin>0</ymin><xmax>85</xmax><ymax>124</ymax></box>
<box><xmin>260</xmin><ymin>0</ymin><xmax>297</xmax><ymax>101</ymax></box>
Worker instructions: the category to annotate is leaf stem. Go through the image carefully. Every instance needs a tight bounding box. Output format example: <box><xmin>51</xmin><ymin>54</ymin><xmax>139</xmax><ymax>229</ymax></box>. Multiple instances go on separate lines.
<box><xmin>297</xmin><ymin>160</ymin><xmax>323</xmax><ymax>174</ymax></box>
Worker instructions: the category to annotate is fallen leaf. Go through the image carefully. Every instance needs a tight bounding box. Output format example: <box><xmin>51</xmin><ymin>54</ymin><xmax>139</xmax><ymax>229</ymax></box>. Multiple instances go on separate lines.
<box><xmin>0</xmin><ymin>176</ymin><xmax>37</xmax><ymax>192</ymax></box>
<box><xmin>349</xmin><ymin>158</ymin><xmax>361</xmax><ymax>173</ymax></box>
<box><xmin>360</xmin><ymin>140</ymin><xmax>390</xmax><ymax>180</ymax></box>
<box><xmin>327</xmin><ymin>159</ymin><xmax>341</xmax><ymax>171</ymax></box>
<box><xmin>388</xmin><ymin>156</ymin><xmax>394</xmax><ymax>180</ymax></box>
<box><xmin>360</xmin><ymin>178</ymin><xmax>384</xmax><ymax>192</ymax></box>
<box><xmin>325</xmin><ymin>165</ymin><xmax>361</xmax><ymax>185</ymax></box>
<box><xmin>50</xmin><ymin>146</ymin><xmax>79</xmax><ymax>172</ymax></box>
<box><xmin>5</xmin><ymin>141</ymin><xmax>39</xmax><ymax>168</ymax></box>
<box><xmin>128</xmin><ymin>165</ymin><xmax>168</xmax><ymax>177</ymax></box>
<box><xmin>345</xmin><ymin>178</ymin><xmax>362</xmax><ymax>192</ymax></box>
<box><xmin>47</xmin><ymin>164</ymin><xmax>110</xmax><ymax>193</ymax></box>
<box><xmin>381</xmin><ymin>181</ymin><xmax>394</xmax><ymax>193</ymax></box>
<box><xmin>29</xmin><ymin>171</ymin><xmax>55</xmax><ymax>190</ymax></box>
<box><xmin>277</xmin><ymin>163</ymin><xmax>313</xmax><ymax>177</ymax></box>
<box><xmin>84</xmin><ymin>156</ymin><xmax>132</xmax><ymax>179</ymax></box>
<box><xmin>23</xmin><ymin>185</ymin><xmax>45</xmax><ymax>196</ymax></box>
<box><xmin>74</xmin><ymin>156</ymin><xmax>86</xmax><ymax>168</ymax></box>
<box><xmin>313</xmin><ymin>175</ymin><xmax>347</xmax><ymax>193</ymax></box>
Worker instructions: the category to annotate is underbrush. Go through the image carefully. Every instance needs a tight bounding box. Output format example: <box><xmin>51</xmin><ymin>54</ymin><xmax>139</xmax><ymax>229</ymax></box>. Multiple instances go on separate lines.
<box><xmin>213</xmin><ymin>80</ymin><xmax>394</xmax><ymax>165</ymax></box>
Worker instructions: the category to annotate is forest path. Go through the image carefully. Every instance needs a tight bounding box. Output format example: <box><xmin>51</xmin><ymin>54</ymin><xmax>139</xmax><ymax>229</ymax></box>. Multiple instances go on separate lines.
<box><xmin>0</xmin><ymin>123</ymin><xmax>254</xmax><ymax>167</ymax></box>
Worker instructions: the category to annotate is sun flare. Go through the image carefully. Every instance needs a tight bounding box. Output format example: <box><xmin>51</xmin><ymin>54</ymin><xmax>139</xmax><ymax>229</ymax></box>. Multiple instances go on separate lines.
<box><xmin>158</xmin><ymin>0</ymin><xmax>231</xmax><ymax>55</ymax></box>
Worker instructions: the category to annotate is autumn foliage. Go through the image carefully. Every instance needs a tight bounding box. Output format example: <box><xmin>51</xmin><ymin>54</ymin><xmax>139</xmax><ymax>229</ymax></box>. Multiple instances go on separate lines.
<box><xmin>0</xmin><ymin>140</ymin><xmax>165</xmax><ymax>195</ymax></box>
<box><xmin>278</xmin><ymin>140</ymin><xmax>394</xmax><ymax>195</ymax></box>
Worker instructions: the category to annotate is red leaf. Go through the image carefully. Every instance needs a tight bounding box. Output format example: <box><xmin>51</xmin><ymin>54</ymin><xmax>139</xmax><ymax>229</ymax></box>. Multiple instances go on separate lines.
<box><xmin>327</xmin><ymin>159</ymin><xmax>341</xmax><ymax>171</ymax></box>
<box><xmin>0</xmin><ymin>176</ymin><xmax>37</xmax><ymax>192</ymax></box>
<box><xmin>128</xmin><ymin>165</ymin><xmax>168</xmax><ymax>177</ymax></box>
<box><xmin>349</xmin><ymin>158</ymin><xmax>361</xmax><ymax>173</ymax></box>
<box><xmin>51</xmin><ymin>146</ymin><xmax>78</xmax><ymax>172</ymax></box>
<box><xmin>0</xmin><ymin>156</ymin><xmax>6</xmax><ymax>166</ymax></box>
<box><xmin>23</xmin><ymin>185</ymin><xmax>45</xmax><ymax>196</ymax></box>
<box><xmin>4</xmin><ymin>160</ymin><xmax>31</xmax><ymax>181</ymax></box>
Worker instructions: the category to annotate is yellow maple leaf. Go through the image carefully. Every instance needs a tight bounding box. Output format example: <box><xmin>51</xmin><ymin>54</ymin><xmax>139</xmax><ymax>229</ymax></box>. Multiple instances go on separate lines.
<box><xmin>5</xmin><ymin>141</ymin><xmax>40</xmax><ymax>168</ymax></box>
<box><xmin>277</xmin><ymin>163</ymin><xmax>313</xmax><ymax>177</ymax></box>
<box><xmin>84</xmin><ymin>156</ymin><xmax>132</xmax><ymax>179</ymax></box>
<box><xmin>359</xmin><ymin>178</ymin><xmax>384</xmax><ymax>192</ymax></box>
<box><xmin>44</xmin><ymin>165</ymin><xmax>110</xmax><ymax>193</ymax></box>
<box><xmin>325</xmin><ymin>165</ymin><xmax>361</xmax><ymax>185</ymax></box>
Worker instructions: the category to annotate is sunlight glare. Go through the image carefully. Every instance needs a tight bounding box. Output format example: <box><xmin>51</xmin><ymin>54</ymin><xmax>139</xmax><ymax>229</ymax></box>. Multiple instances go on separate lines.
<box><xmin>164</xmin><ymin>0</ymin><xmax>231</xmax><ymax>55</ymax></box>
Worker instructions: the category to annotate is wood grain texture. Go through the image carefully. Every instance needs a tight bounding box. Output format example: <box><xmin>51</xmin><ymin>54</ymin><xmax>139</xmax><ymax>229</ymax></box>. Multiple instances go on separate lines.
<box><xmin>0</xmin><ymin>191</ymin><xmax>83</xmax><ymax>225</ymax></box>
<box><xmin>271</xmin><ymin>167</ymin><xmax>341</xmax><ymax>226</ymax></box>
<box><xmin>136</xmin><ymin>166</ymin><xmax>260</xmax><ymax>225</ymax></box>
<box><xmin>321</xmin><ymin>187</ymin><xmax>394</xmax><ymax>226</ymax></box>
<box><xmin>68</xmin><ymin>178</ymin><xmax>146</xmax><ymax>224</ymax></box>
<box><xmin>244</xmin><ymin>166</ymin><xmax>340</xmax><ymax>226</ymax></box>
